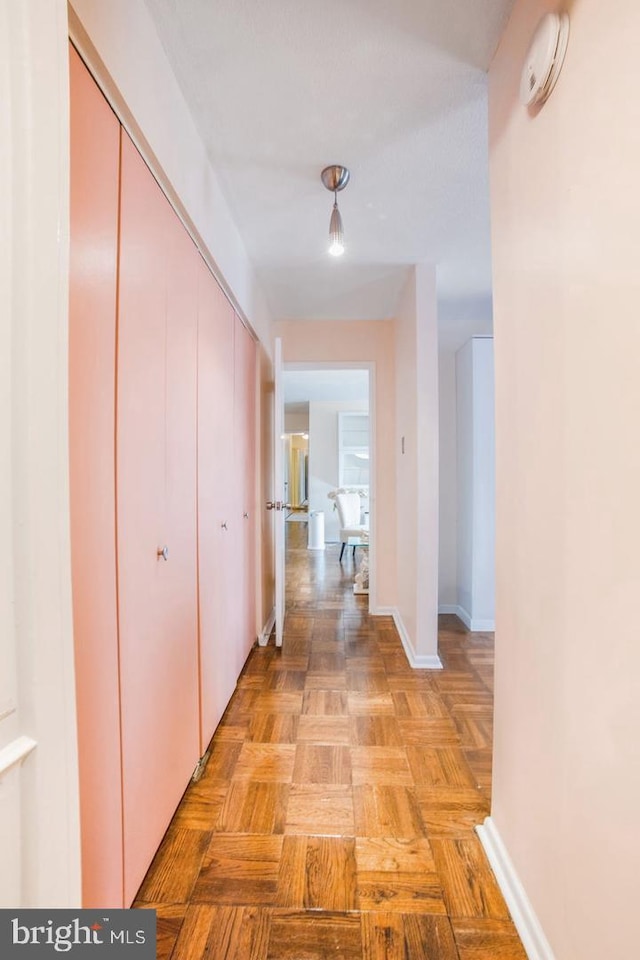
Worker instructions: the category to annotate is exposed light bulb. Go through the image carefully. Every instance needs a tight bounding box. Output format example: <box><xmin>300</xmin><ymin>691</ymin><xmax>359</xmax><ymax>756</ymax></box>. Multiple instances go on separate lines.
<box><xmin>321</xmin><ymin>165</ymin><xmax>350</xmax><ymax>257</ymax></box>
<box><xmin>328</xmin><ymin>198</ymin><xmax>345</xmax><ymax>257</ymax></box>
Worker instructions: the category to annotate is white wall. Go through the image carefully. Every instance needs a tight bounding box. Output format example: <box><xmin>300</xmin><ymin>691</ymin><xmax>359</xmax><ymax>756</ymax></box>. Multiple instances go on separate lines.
<box><xmin>0</xmin><ymin>0</ymin><xmax>80</xmax><ymax>906</ymax></box>
<box><xmin>395</xmin><ymin>266</ymin><xmax>440</xmax><ymax>667</ymax></box>
<box><xmin>437</xmin><ymin>297</ymin><xmax>493</xmax><ymax>609</ymax></box>
<box><xmin>486</xmin><ymin>1</ymin><xmax>640</xmax><ymax>958</ymax></box>
<box><xmin>455</xmin><ymin>342</ymin><xmax>474</xmax><ymax>616</ymax></box>
<box><xmin>308</xmin><ymin>400</ymin><xmax>368</xmax><ymax>542</ymax></box>
<box><xmin>455</xmin><ymin>337</ymin><xmax>495</xmax><ymax>629</ymax></box>
<box><xmin>471</xmin><ymin>338</ymin><xmax>495</xmax><ymax>624</ymax></box>
<box><xmin>68</xmin><ymin>0</ymin><xmax>272</xmax><ymax>348</ymax></box>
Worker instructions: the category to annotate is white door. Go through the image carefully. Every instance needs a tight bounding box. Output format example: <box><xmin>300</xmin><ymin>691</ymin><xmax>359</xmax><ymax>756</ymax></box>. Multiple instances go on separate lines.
<box><xmin>273</xmin><ymin>338</ymin><xmax>286</xmax><ymax>646</ymax></box>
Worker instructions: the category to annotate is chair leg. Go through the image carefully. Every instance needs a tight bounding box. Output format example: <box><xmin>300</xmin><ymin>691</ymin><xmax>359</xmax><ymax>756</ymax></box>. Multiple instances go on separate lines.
<box><xmin>339</xmin><ymin>542</ymin><xmax>346</xmax><ymax>561</ymax></box>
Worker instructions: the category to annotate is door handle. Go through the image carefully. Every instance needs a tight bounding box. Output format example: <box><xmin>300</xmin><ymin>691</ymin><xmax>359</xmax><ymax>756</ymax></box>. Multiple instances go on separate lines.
<box><xmin>221</xmin><ymin>521</ymin><xmax>228</xmax><ymax>530</ymax></box>
<box><xmin>157</xmin><ymin>545</ymin><xmax>169</xmax><ymax>561</ymax></box>
<box><xmin>266</xmin><ymin>501</ymin><xmax>279</xmax><ymax>511</ymax></box>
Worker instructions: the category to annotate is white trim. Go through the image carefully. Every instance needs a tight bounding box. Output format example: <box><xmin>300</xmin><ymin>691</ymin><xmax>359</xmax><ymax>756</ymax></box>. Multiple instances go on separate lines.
<box><xmin>445</xmin><ymin>604</ymin><xmax>495</xmax><ymax>632</ymax></box>
<box><xmin>0</xmin><ymin>737</ymin><xmax>37</xmax><ymax>779</ymax></box>
<box><xmin>476</xmin><ymin>817</ymin><xmax>556</xmax><ymax>960</ymax></box>
<box><xmin>2</xmin><ymin>0</ymin><xmax>81</xmax><ymax>907</ymax></box>
<box><xmin>391</xmin><ymin>608</ymin><xmax>443</xmax><ymax>670</ymax></box>
<box><xmin>258</xmin><ymin>607</ymin><xmax>276</xmax><ymax>647</ymax></box>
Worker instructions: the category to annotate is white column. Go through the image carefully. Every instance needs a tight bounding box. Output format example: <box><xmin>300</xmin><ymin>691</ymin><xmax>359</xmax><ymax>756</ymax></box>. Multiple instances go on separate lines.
<box><xmin>395</xmin><ymin>265</ymin><xmax>441</xmax><ymax>667</ymax></box>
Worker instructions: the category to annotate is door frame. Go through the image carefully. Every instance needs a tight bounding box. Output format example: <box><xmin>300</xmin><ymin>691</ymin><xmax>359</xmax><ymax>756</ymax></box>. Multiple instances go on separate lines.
<box><xmin>1</xmin><ymin>0</ymin><xmax>81</xmax><ymax>906</ymax></box>
<box><xmin>280</xmin><ymin>361</ymin><xmax>377</xmax><ymax>614</ymax></box>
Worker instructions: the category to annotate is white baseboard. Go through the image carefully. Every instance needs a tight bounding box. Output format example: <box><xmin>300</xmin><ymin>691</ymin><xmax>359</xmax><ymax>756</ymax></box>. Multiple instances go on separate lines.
<box><xmin>476</xmin><ymin>817</ymin><xmax>556</xmax><ymax>960</ymax></box>
<box><xmin>258</xmin><ymin>607</ymin><xmax>276</xmax><ymax>647</ymax></box>
<box><xmin>390</xmin><ymin>608</ymin><xmax>443</xmax><ymax>670</ymax></box>
<box><xmin>370</xmin><ymin>605</ymin><xmax>396</xmax><ymax>618</ymax></box>
<box><xmin>442</xmin><ymin>604</ymin><xmax>495</xmax><ymax>632</ymax></box>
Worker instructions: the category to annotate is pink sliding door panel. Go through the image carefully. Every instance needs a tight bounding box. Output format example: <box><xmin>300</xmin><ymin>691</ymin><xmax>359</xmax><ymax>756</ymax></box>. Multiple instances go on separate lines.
<box><xmin>117</xmin><ymin>133</ymin><xmax>199</xmax><ymax>905</ymax></box>
<box><xmin>68</xmin><ymin>45</ymin><xmax>123</xmax><ymax>908</ymax></box>
<box><xmin>197</xmin><ymin>262</ymin><xmax>236</xmax><ymax>751</ymax></box>
<box><xmin>164</xmin><ymin>207</ymin><xmax>200</xmax><ymax>766</ymax></box>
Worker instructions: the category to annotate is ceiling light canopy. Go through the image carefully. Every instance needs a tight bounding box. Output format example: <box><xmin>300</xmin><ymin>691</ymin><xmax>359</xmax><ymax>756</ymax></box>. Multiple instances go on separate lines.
<box><xmin>321</xmin><ymin>165</ymin><xmax>350</xmax><ymax>257</ymax></box>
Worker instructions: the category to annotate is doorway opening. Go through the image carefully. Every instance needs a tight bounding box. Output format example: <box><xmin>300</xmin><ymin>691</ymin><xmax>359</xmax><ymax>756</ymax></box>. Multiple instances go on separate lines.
<box><xmin>282</xmin><ymin>365</ymin><xmax>373</xmax><ymax>613</ymax></box>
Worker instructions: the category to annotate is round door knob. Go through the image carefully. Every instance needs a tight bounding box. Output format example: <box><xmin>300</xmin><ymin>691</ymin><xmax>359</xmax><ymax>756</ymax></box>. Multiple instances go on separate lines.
<box><xmin>157</xmin><ymin>546</ymin><xmax>169</xmax><ymax>561</ymax></box>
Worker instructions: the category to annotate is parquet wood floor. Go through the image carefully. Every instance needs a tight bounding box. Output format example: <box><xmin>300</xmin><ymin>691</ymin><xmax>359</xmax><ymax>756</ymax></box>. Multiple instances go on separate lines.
<box><xmin>135</xmin><ymin>525</ymin><xmax>526</xmax><ymax>959</ymax></box>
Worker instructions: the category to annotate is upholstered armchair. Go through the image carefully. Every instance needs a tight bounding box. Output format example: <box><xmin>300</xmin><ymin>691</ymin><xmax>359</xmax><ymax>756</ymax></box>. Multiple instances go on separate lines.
<box><xmin>334</xmin><ymin>492</ymin><xmax>368</xmax><ymax>561</ymax></box>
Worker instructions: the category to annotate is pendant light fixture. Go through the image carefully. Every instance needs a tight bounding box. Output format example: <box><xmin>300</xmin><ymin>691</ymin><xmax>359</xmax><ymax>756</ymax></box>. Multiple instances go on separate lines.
<box><xmin>321</xmin><ymin>165</ymin><xmax>350</xmax><ymax>257</ymax></box>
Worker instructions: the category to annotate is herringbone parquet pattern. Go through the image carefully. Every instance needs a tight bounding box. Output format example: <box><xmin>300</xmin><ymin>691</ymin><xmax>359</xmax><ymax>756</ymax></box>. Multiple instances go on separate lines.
<box><xmin>134</xmin><ymin>525</ymin><xmax>526</xmax><ymax>959</ymax></box>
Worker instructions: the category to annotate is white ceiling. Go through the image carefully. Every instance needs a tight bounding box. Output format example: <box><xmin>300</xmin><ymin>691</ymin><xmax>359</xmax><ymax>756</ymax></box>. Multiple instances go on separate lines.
<box><xmin>144</xmin><ymin>0</ymin><xmax>514</xmax><ymax>321</ymax></box>
<box><xmin>284</xmin><ymin>369</ymin><xmax>369</xmax><ymax>405</ymax></box>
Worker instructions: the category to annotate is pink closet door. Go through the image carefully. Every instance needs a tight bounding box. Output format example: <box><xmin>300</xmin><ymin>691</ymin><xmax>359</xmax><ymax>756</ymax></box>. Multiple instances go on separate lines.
<box><xmin>117</xmin><ymin>133</ymin><xmax>199</xmax><ymax>905</ymax></box>
<box><xmin>163</xmin><ymin>200</ymin><xmax>199</xmax><ymax>780</ymax></box>
<box><xmin>197</xmin><ymin>262</ymin><xmax>236</xmax><ymax>751</ymax></box>
<box><xmin>69</xmin><ymin>45</ymin><xmax>123</xmax><ymax>908</ymax></box>
<box><xmin>234</xmin><ymin>315</ymin><xmax>257</xmax><ymax>672</ymax></box>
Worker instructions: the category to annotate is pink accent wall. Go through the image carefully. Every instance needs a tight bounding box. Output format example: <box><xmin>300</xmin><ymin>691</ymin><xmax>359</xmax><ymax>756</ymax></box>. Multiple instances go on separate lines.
<box><xmin>489</xmin><ymin>1</ymin><xmax>640</xmax><ymax>957</ymax></box>
<box><xmin>69</xmin><ymin>44</ymin><xmax>123</xmax><ymax>908</ymax></box>
<box><xmin>274</xmin><ymin>320</ymin><xmax>397</xmax><ymax>609</ymax></box>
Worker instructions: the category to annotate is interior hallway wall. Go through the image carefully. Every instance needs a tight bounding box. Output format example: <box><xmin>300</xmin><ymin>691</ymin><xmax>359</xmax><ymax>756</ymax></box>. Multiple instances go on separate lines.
<box><xmin>455</xmin><ymin>337</ymin><xmax>495</xmax><ymax>630</ymax></box>
<box><xmin>488</xmin><ymin>1</ymin><xmax>640</xmax><ymax>958</ymax></box>
<box><xmin>284</xmin><ymin>407</ymin><xmax>310</xmax><ymax>433</ymax></box>
<box><xmin>437</xmin><ymin>298</ymin><xmax>493</xmax><ymax>610</ymax></box>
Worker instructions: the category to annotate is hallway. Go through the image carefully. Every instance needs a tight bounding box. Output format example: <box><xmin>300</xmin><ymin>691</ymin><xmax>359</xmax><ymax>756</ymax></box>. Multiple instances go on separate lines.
<box><xmin>134</xmin><ymin>524</ymin><xmax>525</xmax><ymax>959</ymax></box>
